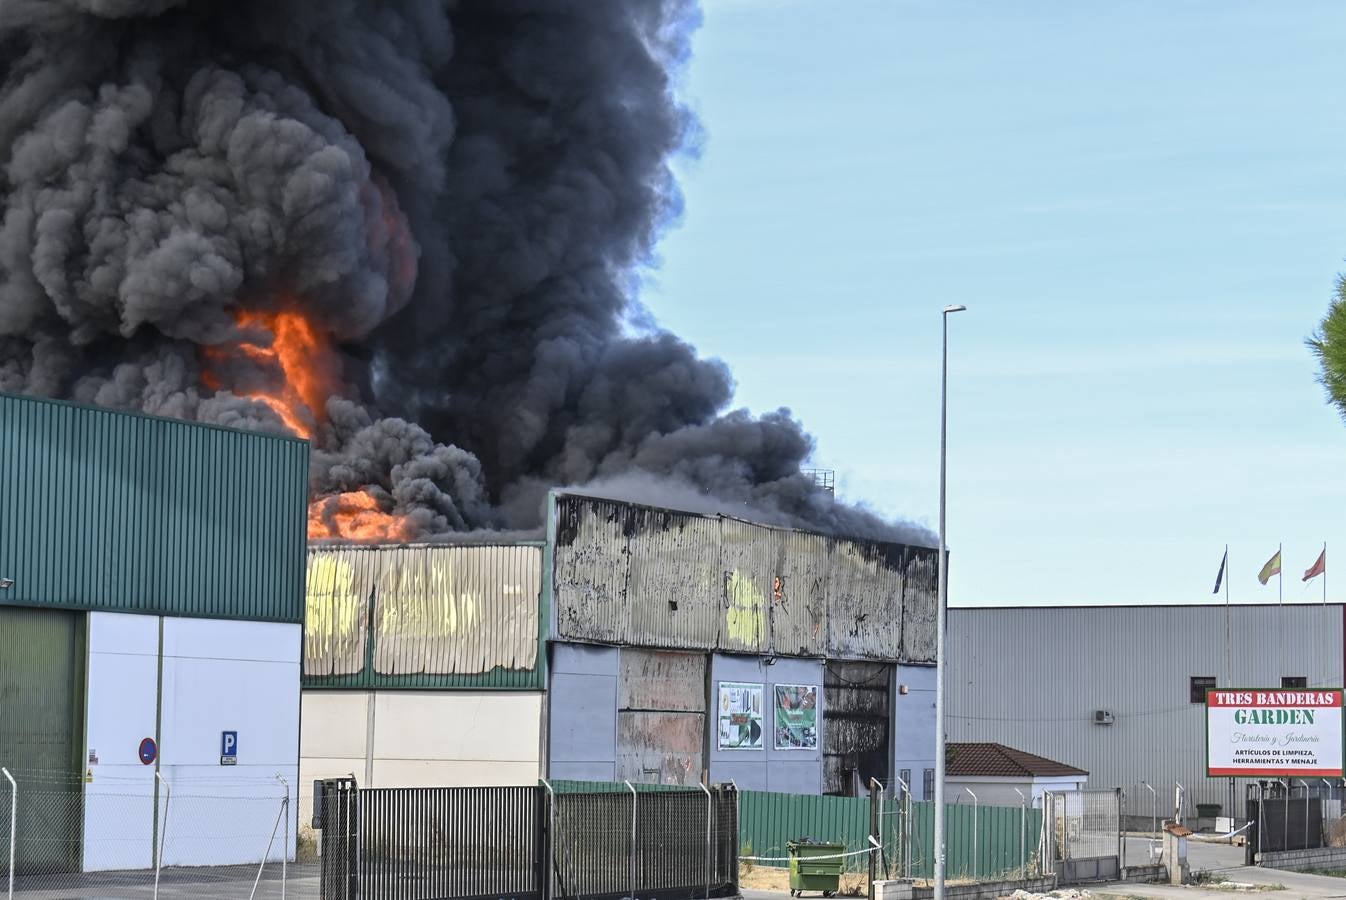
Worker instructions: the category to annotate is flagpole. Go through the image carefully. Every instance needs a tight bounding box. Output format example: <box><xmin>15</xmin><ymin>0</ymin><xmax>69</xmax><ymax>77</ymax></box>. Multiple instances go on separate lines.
<box><xmin>1324</xmin><ymin>542</ymin><xmax>1327</xmax><ymax>606</ymax></box>
<box><xmin>1279</xmin><ymin>542</ymin><xmax>1283</xmax><ymax>606</ymax></box>
<box><xmin>1224</xmin><ymin>543</ymin><xmax>1230</xmax><ymax>687</ymax></box>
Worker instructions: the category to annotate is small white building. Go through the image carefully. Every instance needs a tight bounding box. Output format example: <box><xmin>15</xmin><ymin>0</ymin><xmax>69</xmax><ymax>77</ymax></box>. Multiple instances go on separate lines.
<box><xmin>945</xmin><ymin>742</ymin><xmax>1088</xmax><ymax>808</ymax></box>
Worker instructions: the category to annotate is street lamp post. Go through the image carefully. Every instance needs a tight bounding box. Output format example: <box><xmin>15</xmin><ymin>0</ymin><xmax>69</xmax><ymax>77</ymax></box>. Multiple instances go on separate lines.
<box><xmin>933</xmin><ymin>304</ymin><xmax>966</xmax><ymax>900</ymax></box>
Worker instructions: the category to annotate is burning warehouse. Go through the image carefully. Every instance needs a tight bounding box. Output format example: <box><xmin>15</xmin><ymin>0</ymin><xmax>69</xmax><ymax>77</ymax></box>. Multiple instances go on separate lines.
<box><xmin>302</xmin><ymin>492</ymin><xmax>939</xmax><ymax>799</ymax></box>
<box><xmin>1</xmin><ymin>0</ymin><xmax>940</xmax><ymax>828</ymax></box>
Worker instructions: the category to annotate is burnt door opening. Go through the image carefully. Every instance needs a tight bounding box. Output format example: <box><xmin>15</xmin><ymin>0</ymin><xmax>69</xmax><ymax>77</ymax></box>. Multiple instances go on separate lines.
<box><xmin>823</xmin><ymin>661</ymin><xmax>891</xmax><ymax>796</ymax></box>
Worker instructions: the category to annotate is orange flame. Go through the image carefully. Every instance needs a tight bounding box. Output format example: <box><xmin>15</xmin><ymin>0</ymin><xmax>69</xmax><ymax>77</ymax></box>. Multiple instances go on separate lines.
<box><xmin>203</xmin><ymin>305</ymin><xmax>413</xmax><ymax>543</ymax></box>
<box><xmin>308</xmin><ymin>490</ymin><xmax>411</xmax><ymax>542</ymax></box>
<box><xmin>203</xmin><ymin>307</ymin><xmax>337</xmax><ymax>439</ymax></box>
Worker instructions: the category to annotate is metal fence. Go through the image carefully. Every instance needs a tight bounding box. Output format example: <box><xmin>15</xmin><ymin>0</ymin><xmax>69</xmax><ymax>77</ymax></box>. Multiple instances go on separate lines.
<box><xmin>1245</xmin><ymin>781</ymin><xmax>1325</xmax><ymax>857</ymax></box>
<box><xmin>1044</xmin><ymin>789</ymin><xmax>1122</xmax><ymax>884</ymax></box>
<box><xmin>735</xmin><ymin>781</ymin><xmax>1042</xmax><ymax>883</ymax></box>
<box><xmin>316</xmin><ymin>778</ymin><xmax>738</xmax><ymax>900</ymax></box>
<box><xmin>1</xmin><ymin>766</ymin><xmax>304</xmax><ymax>899</ymax></box>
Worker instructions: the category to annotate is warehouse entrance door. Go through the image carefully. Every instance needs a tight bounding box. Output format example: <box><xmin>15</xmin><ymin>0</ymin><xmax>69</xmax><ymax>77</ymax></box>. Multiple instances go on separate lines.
<box><xmin>823</xmin><ymin>661</ymin><xmax>891</xmax><ymax>796</ymax></box>
<box><xmin>0</xmin><ymin>606</ymin><xmax>86</xmax><ymax>874</ymax></box>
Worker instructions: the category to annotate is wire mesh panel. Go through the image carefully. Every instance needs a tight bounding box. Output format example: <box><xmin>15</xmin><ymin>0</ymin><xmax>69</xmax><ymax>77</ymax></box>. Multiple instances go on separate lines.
<box><xmin>357</xmin><ymin>786</ymin><xmax>543</xmax><ymax>900</ymax></box>
<box><xmin>552</xmin><ymin>791</ymin><xmax>634</xmax><ymax>899</ymax></box>
<box><xmin>1045</xmin><ymin>790</ymin><xmax>1120</xmax><ymax>884</ymax></box>
<box><xmin>1</xmin><ymin>770</ymin><xmax>307</xmax><ymax>899</ymax></box>
<box><xmin>551</xmin><ymin>785</ymin><xmax>738</xmax><ymax>900</ymax></box>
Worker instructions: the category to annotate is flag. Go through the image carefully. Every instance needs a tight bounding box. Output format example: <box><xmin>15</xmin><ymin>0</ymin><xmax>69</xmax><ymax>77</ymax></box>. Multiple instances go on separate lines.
<box><xmin>1212</xmin><ymin>550</ymin><xmax>1227</xmax><ymax>594</ymax></box>
<box><xmin>1303</xmin><ymin>548</ymin><xmax>1326</xmax><ymax>582</ymax></box>
<box><xmin>1258</xmin><ymin>550</ymin><xmax>1282</xmax><ymax>586</ymax></box>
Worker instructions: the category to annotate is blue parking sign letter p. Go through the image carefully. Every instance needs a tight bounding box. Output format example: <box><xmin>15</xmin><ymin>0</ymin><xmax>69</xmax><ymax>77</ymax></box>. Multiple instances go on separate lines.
<box><xmin>221</xmin><ymin>731</ymin><xmax>237</xmax><ymax>758</ymax></box>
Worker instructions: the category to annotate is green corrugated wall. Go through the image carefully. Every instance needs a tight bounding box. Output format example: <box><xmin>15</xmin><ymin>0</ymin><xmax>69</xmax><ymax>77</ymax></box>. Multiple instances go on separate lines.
<box><xmin>0</xmin><ymin>392</ymin><xmax>309</xmax><ymax>622</ymax></box>
<box><xmin>0</xmin><ymin>606</ymin><xmax>85</xmax><ymax>873</ymax></box>
<box><xmin>739</xmin><ymin>791</ymin><xmax>1042</xmax><ymax>879</ymax></box>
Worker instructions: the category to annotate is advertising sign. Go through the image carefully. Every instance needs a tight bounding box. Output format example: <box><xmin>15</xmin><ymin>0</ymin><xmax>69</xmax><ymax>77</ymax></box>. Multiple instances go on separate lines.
<box><xmin>717</xmin><ymin>682</ymin><xmax>764</xmax><ymax>750</ymax></box>
<box><xmin>1206</xmin><ymin>688</ymin><xmax>1344</xmax><ymax>777</ymax></box>
<box><xmin>774</xmin><ymin>684</ymin><xmax>819</xmax><ymax>750</ymax></box>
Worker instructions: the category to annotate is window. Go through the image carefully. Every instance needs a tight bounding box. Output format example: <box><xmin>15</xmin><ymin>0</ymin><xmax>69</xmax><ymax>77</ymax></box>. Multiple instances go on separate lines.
<box><xmin>1282</xmin><ymin>676</ymin><xmax>1308</xmax><ymax>689</ymax></box>
<box><xmin>1190</xmin><ymin>676</ymin><xmax>1217</xmax><ymax>704</ymax></box>
<box><xmin>922</xmin><ymin>768</ymin><xmax>935</xmax><ymax>800</ymax></box>
<box><xmin>899</xmin><ymin>768</ymin><xmax>912</xmax><ymax>799</ymax></box>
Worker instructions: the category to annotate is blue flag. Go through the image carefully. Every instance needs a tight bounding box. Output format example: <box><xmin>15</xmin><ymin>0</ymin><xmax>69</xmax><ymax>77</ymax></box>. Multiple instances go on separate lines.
<box><xmin>1213</xmin><ymin>550</ymin><xmax>1227</xmax><ymax>595</ymax></box>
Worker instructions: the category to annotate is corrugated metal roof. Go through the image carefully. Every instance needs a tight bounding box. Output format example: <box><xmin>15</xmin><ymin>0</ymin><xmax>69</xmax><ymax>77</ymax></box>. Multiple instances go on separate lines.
<box><xmin>303</xmin><ymin>543</ymin><xmax>544</xmax><ymax>690</ymax></box>
<box><xmin>550</xmin><ymin>493</ymin><xmax>938</xmax><ymax>662</ymax></box>
<box><xmin>0</xmin><ymin>391</ymin><xmax>308</xmax><ymax>623</ymax></box>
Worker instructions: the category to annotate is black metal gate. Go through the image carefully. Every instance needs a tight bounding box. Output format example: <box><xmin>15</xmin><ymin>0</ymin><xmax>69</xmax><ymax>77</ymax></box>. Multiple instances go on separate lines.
<box><xmin>315</xmin><ymin>780</ymin><xmax>738</xmax><ymax>900</ymax></box>
<box><xmin>1245</xmin><ymin>782</ymin><xmax>1324</xmax><ymax>861</ymax></box>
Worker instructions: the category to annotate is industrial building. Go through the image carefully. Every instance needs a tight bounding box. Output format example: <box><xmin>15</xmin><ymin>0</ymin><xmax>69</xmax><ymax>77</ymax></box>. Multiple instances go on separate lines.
<box><xmin>947</xmin><ymin>604</ymin><xmax>1345</xmax><ymax>818</ymax></box>
<box><xmin>301</xmin><ymin>542</ymin><xmax>546</xmax><ymax>810</ymax></box>
<box><xmin>0</xmin><ymin>392</ymin><xmax>308</xmax><ymax>874</ymax></box>
<box><xmin>300</xmin><ymin>492</ymin><xmax>941</xmax><ymax>799</ymax></box>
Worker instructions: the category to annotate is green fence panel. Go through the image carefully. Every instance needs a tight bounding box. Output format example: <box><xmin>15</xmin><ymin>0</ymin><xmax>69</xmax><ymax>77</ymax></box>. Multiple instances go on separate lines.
<box><xmin>542</xmin><ymin>780</ymin><xmax>1043</xmax><ymax>883</ymax></box>
<box><xmin>739</xmin><ymin>790</ymin><xmax>873</xmax><ymax>872</ymax></box>
<box><xmin>902</xmin><ymin>801</ymin><xmax>1042</xmax><ymax>881</ymax></box>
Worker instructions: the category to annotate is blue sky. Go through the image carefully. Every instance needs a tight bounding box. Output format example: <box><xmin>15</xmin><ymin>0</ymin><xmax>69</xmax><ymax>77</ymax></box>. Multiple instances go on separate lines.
<box><xmin>642</xmin><ymin>0</ymin><xmax>1346</xmax><ymax>606</ymax></box>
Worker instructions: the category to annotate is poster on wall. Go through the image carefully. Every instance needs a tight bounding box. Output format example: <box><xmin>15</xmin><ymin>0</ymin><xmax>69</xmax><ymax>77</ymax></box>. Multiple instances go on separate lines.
<box><xmin>1206</xmin><ymin>688</ymin><xmax>1344</xmax><ymax>777</ymax></box>
<box><xmin>775</xmin><ymin>684</ymin><xmax>819</xmax><ymax>750</ymax></box>
<box><xmin>718</xmin><ymin>682</ymin><xmax>764</xmax><ymax>750</ymax></box>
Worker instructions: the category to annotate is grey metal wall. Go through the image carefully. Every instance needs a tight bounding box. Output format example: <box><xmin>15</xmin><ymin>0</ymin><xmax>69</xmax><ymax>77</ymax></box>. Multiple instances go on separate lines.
<box><xmin>305</xmin><ymin>543</ymin><xmax>544</xmax><ymax>689</ymax></box>
<box><xmin>548</xmin><ymin>643</ymin><xmax>620</xmax><ymax>781</ymax></box>
<box><xmin>947</xmin><ymin>605</ymin><xmax>1346</xmax><ymax>817</ymax></box>
<box><xmin>708</xmin><ymin>653</ymin><xmax>825</xmax><ymax>793</ymax></box>
<box><xmin>550</xmin><ymin>492</ymin><xmax>937</xmax><ymax>663</ymax></box>
<box><xmin>0</xmin><ymin>392</ymin><xmax>308</xmax><ymax>622</ymax></box>
<box><xmin>894</xmin><ymin>664</ymin><xmax>936</xmax><ymax>799</ymax></box>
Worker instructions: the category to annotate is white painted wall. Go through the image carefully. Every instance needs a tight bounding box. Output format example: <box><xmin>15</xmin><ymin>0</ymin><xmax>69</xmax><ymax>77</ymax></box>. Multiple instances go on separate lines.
<box><xmin>84</xmin><ymin>613</ymin><xmax>158</xmax><ymax>871</ymax></box>
<box><xmin>300</xmin><ymin>690</ymin><xmax>543</xmax><ymax>819</ymax></box>
<box><xmin>83</xmin><ymin>613</ymin><xmax>301</xmax><ymax>872</ymax></box>
<box><xmin>945</xmin><ymin>774</ymin><xmax>1088</xmax><ymax>809</ymax></box>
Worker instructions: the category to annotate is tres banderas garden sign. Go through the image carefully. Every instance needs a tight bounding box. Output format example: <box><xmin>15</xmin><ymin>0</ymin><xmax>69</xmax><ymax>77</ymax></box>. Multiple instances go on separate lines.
<box><xmin>1206</xmin><ymin>688</ymin><xmax>1344</xmax><ymax>777</ymax></box>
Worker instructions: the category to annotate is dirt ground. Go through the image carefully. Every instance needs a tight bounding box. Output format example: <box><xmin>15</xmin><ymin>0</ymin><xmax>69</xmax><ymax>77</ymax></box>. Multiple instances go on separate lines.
<box><xmin>738</xmin><ymin>866</ymin><xmax>871</xmax><ymax>896</ymax></box>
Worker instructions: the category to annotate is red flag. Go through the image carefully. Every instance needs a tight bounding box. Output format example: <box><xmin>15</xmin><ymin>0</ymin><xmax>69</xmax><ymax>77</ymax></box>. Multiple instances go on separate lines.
<box><xmin>1303</xmin><ymin>548</ymin><xmax>1326</xmax><ymax>582</ymax></box>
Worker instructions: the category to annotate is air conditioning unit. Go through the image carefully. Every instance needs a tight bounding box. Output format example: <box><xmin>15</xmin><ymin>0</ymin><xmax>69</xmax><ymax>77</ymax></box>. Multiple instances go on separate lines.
<box><xmin>1093</xmin><ymin>709</ymin><xmax>1115</xmax><ymax>725</ymax></box>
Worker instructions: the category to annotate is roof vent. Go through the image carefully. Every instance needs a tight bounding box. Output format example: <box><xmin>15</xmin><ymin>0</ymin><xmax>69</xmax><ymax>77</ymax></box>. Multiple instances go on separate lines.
<box><xmin>1093</xmin><ymin>709</ymin><xmax>1115</xmax><ymax>725</ymax></box>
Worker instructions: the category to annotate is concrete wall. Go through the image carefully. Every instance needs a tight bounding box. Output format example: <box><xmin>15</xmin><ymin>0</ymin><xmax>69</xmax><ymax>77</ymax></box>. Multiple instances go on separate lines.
<box><xmin>894</xmin><ymin>664</ymin><xmax>936</xmax><ymax>799</ymax></box>
<box><xmin>708</xmin><ymin>654</ymin><xmax>824</xmax><ymax>792</ymax></box>
<box><xmin>83</xmin><ymin>612</ymin><xmax>301</xmax><ymax>871</ymax></box>
<box><xmin>548</xmin><ymin>643</ymin><xmax>620</xmax><ymax>781</ymax></box>
<box><xmin>301</xmin><ymin>689</ymin><xmax>544</xmax><ymax>817</ymax></box>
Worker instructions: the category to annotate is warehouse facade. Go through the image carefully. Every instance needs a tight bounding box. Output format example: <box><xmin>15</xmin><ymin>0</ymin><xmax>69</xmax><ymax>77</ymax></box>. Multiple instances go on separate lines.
<box><xmin>0</xmin><ymin>392</ymin><xmax>308</xmax><ymax>874</ymax></box>
<box><xmin>546</xmin><ymin>493</ymin><xmax>939</xmax><ymax>795</ymax></box>
<box><xmin>299</xmin><ymin>492</ymin><xmax>940</xmax><ymax>799</ymax></box>
<box><xmin>947</xmin><ymin>604</ymin><xmax>1345</xmax><ymax>818</ymax></box>
<box><xmin>301</xmin><ymin>542</ymin><xmax>546</xmax><ymax>813</ymax></box>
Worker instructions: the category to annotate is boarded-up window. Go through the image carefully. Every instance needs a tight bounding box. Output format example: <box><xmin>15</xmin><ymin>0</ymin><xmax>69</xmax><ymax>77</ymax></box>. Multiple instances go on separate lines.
<box><xmin>823</xmin><ymin>661</ymin><xmax>891</xmax><ymax>796</ymax></box>
<box><xmin>616</xmin><ymin>649</ymin><xmax>706</xmax><ymax>785</ymax></box>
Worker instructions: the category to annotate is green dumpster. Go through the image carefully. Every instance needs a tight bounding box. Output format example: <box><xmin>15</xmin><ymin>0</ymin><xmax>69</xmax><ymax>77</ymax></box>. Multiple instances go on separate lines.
<box><xmin>787</xmin><ymin>840</ymin><xmax>844</xmax><ymax>898</ymax></box>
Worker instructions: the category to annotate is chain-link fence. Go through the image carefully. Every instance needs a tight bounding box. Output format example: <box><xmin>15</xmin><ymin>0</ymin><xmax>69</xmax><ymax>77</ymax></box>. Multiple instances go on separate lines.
<box><xmin>0</xmin><ymin>767</ymin><xmax>313</xmax><ymax>899</ymax></box>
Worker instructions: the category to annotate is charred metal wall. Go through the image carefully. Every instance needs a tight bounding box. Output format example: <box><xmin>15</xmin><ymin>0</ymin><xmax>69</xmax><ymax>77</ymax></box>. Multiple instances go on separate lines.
<box><xmin>549</xmin><ymin>493</ymin><xmax>937</xmax><ymax>663</ymax></box>
<box><xmin>823</xmin><ymin>660</ymin><xmax>891</xmax><ymax>796</ymax></box>
<box><xmin>304</xmin><ymin>543</ymin><xmax>544</xmax><ymax>689</ymax></box>
<box><xmin>617</xmin><ymin>648</ymin><xmax>706</xmax><ymax>785</ymax></box>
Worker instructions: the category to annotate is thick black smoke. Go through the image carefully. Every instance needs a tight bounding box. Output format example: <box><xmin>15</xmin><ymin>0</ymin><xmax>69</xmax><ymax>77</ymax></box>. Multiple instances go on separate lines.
<box><xmin>0</xmin><ymin>0</ymin><xmax>933</xmax><ymax>546</ymax></box>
